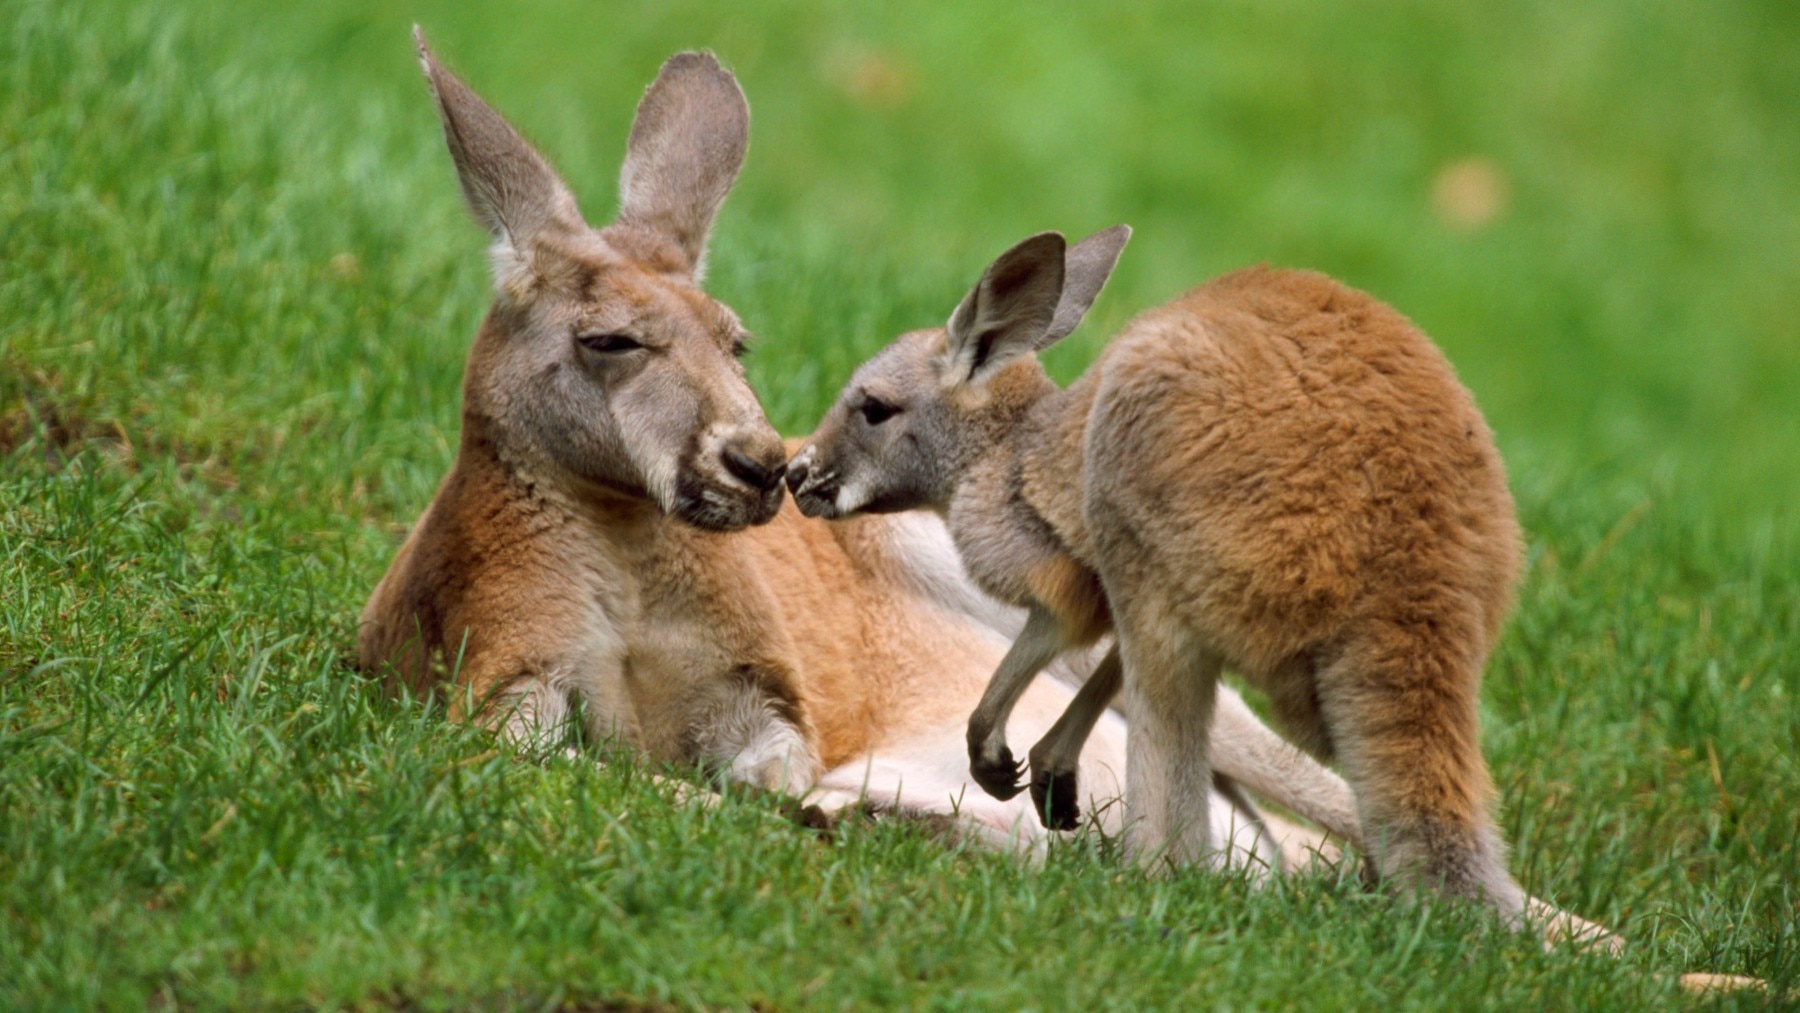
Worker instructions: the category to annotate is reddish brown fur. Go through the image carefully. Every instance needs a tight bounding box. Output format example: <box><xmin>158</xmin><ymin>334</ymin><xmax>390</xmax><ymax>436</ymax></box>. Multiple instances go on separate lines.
<box><xmin>361</xmin><ymin>438</ymin><xmax>1017</xmax><ymax>771</ymax></box>
<box><xmin>1014</xmin><ymin>266</ymin><xmax>1523</xmax><ymax>901</ymax></box>
<box><xmin>360</xmin><ymin>41</ymin><xmax>821</xmax><ymax>788</ymax></box>
<box><xmin>1072</xmin><ymin>267</ymin><xmax>1518</xmax><ymax>707</ymax></box>
<box><xmin>1023</xmin><ymin>556</ymin><xmax>1112</xmax><ymax>646</ymax></box>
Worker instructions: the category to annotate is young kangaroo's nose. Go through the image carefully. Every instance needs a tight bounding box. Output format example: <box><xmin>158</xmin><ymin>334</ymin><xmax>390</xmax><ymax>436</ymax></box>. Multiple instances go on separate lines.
<box><xmin>723</xmin><ymin>444</ymin><xmax>786</xmax><ymax>494</ymax></box>
<box><xmin>784</xmin><ymin>457</ymin><xmax>809</xmax><ymax>495</ymax></box>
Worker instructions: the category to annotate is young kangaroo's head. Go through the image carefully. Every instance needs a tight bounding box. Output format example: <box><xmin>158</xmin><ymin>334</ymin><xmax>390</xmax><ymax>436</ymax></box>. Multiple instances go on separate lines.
<box><xmin>417</xmin><ymin>30</ymin><xmax>786</xmax><ymax>531</ymax></box>
<box><xmin>788</xmin><ymin>226</ymin><xmax>1130</xmax><ymax>519</ymax></box>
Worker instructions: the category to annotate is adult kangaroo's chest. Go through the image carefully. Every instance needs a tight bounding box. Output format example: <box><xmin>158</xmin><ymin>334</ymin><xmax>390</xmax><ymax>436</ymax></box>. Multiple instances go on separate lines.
<box><xmin>614</xmin><ymin>531</ymin><xmax>809</xmax><ymax>768</ymax></box>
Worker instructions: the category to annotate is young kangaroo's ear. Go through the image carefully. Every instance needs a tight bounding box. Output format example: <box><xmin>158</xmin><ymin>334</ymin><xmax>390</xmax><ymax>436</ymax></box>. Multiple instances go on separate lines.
<box><xmin>944</xmin><ymin>232</ymin><xmax>1067</xmax><ymax>387</ymax></box>
<box><xmin>415</xmin><ymin>28</ymin><xmax>582</xmax><ymax>261</ymax></box>
<box><xmin>616</xmin><ymin>52</ymin><xmax>750</xmax><ymax>277</ymax></box>
<box><xmin>1041</xmin><ymin>225</ymin><xmax>1131</xmax><ymax>345</ymax></box>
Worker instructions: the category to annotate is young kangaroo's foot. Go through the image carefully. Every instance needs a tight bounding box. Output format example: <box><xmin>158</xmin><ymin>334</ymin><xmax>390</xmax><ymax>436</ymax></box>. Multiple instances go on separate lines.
<box><xmin>1120</xmin><ymin>631</ymin><xmax>1225</xmax><ymax>868</ymax></box>
<box><xmin>1525</xmin><ymin>897</ymin><xmax>1622</xmax><ymax>956</ymax></box>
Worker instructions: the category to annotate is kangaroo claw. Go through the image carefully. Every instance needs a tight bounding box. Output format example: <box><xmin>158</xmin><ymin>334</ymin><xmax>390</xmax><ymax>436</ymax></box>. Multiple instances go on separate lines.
<box><xmin>969</xmin><ymin>743</ymin><xmax>1027</xmax><ymax>800</ymax></box>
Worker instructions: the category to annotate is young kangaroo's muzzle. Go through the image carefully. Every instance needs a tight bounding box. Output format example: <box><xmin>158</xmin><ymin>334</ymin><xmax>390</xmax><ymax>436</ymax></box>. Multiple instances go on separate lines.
<box><xmin>784</xmin><ymin>444</ymin><xmax>842</xmax><ymax>519</ymax></box>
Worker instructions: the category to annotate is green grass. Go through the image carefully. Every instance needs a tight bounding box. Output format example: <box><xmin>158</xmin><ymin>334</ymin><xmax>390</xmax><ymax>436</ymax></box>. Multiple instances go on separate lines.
<box><xmin>3</xmin><ymin>0</ymin><xmax>1796</xmax><ymax>1007</ymax></box>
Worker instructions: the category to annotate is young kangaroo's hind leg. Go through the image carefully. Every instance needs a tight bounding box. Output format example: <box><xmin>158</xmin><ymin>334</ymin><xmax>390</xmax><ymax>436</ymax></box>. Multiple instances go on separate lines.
<box><xmin>1119</xmin><ymin>617</ymin><xmax>1224</xmax><ymax>870</ymax></box>
<box><xmin>1316</xmin><ymin>641</ymin><xmax>1526</xmax><ymax>922</ymax></box>
<box><xmin>1027</xmin><ymin>644</ymin><xmax>1122</xmax><ymax>830</ymax></box>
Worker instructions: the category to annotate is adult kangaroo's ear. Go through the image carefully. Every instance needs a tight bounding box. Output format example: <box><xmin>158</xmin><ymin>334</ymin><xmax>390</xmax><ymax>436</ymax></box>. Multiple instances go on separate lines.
<box><xmin>1041</xmin><ymin>225</ymin><xmax>1131</xmax><ymax>345</ymax></box>
<box><xmin>616</xmin><ymin>52</ymin><xmax>750</xmax><ymax>278</ymax></box>
<box><xmin>414</xmin><ymin>27</ymin><xmax>583</xmax><ymax>274</ymax></box>
<box><xmin>945</xmin><ymin>232</ymin><xmax>1067</xmax><ymax>387</ymax></box>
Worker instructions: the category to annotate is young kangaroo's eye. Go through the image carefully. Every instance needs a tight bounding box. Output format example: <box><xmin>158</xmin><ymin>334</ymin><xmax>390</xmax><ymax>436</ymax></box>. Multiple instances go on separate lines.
<box><xmin>731</xmin><ymin>338</ymin><xmax>751</xmax><ymax>359</ymax></box>
<box><xmin>860</xmin><ymin>397</ymin><xmax>899</xmax><ymax>426</ymax></box>
<box><xmin>577</xmin><ymin>332</ymin><xmax>643</xmax><ymax>354</ymax></box>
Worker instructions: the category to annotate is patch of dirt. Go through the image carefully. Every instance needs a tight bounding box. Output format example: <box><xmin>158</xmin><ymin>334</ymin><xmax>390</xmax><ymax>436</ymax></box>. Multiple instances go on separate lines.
<box><xmin>0</xmin><ymin>359</ymin><xmax>124</xmax><ymax>461</ymax></box>
<box><xmin>1</xmin><ymin>355</ymin><xmax>234</xmax><ymax>489</ymax></box>
<box><xmin>1431</xmin><ymin>156</ymin><xmax>1511</xmax><ymax>232</ymax></box>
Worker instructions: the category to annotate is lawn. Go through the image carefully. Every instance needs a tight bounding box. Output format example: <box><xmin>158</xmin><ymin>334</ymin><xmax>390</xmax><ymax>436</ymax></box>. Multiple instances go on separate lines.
<box><xmin>2</xmin><ymin>0</ymin><xmax>1796</xmax><ymax>1007</ymax></box>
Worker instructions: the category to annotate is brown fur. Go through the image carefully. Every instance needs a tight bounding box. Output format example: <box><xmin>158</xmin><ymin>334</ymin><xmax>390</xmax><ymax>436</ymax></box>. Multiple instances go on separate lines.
<box><xmin>1023</xmin><ymin>555</ymin><xmax>1111</xmax><ymax>645</ymax></box>
<box><xmin>1078</xmin><ymin>267</ymin><xmax>1522</xmax><ymax>905</ymax></box>
<box><xmin>362</xmin><ymin>435</ymin><xmax>1035</xmax><ymax>771</ymax></box>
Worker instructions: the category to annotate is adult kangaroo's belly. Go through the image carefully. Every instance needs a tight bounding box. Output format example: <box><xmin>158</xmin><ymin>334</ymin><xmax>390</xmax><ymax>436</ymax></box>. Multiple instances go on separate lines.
<box><xmin>743</xmin><ymin>506</ymin><xmax>1042</xmax><ymax>764</ymax></box>
<box><xmin>731</xmin><ymin>506</ymin><xmax>933</xmax><ymax>768</ymax></box>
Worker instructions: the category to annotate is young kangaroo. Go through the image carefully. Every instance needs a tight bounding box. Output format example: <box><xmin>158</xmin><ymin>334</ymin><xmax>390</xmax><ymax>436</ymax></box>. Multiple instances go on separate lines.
<box><xmin>788</xmin><ymin>228</ymin><xmax>1531</xmax><ymax>919</ymax></box>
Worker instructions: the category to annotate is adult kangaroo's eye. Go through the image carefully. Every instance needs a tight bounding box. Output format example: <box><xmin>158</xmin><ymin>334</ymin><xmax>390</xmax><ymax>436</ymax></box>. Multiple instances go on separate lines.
<box><xmin>860</xmin><ymin>397</ymin><xmax>899</xmax><ymax>426</ymax></box>
<box><xmin>578</xmin><ymin>332</ymin><xmax>643</xmax><ymax>354</ymax></box>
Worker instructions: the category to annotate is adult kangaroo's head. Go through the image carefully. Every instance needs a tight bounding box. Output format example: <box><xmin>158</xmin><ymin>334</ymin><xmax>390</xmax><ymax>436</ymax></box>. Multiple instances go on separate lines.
<box><xmin>417</xmin><ymin>30</ymin><xmax>785</xmax><ymax>531</ymax></box>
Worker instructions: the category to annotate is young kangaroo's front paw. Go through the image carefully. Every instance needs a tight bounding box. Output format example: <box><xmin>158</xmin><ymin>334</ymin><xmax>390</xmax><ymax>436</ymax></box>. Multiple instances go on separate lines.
<box><xmin>968</xmin><ymin>742</ymin><xmax>1026</xmax><ymax>800</ymax></box>
<box><xmin>1030</xmin><ymin>765</ymin><xmax>1081</xmax><ymax>831</ymax></box>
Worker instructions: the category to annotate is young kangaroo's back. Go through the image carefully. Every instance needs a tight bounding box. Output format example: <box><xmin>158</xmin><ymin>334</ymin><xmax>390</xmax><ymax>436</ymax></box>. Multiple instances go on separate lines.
<box><xmin>1084</xmin><ymin>267</ymin><xmax>1519</xmax><ymax>730</ymax></box>
<box><xmin>1082</xmin><ymin>265</ymin><xmax>1524</xmax><ymax>907</ymax></box>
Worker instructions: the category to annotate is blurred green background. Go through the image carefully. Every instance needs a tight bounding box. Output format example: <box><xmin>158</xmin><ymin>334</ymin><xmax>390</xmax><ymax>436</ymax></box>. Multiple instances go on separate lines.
<box><xmin>7</xmin><ymin>0</ymin><xmax>1797</xmax><ymax>516</ymax></box>
<box><xmin>3</xmin><ymin>0</ymin><xmax>1796</xmax><ymax>1007</ymax></box>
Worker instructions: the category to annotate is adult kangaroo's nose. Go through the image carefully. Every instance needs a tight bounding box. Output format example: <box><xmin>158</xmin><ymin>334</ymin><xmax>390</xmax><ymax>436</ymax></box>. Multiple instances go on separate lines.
<box><xmin>723</xmin><ymin>443</ymin><xmax>785</xmax><ymax>495</ymax></box>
